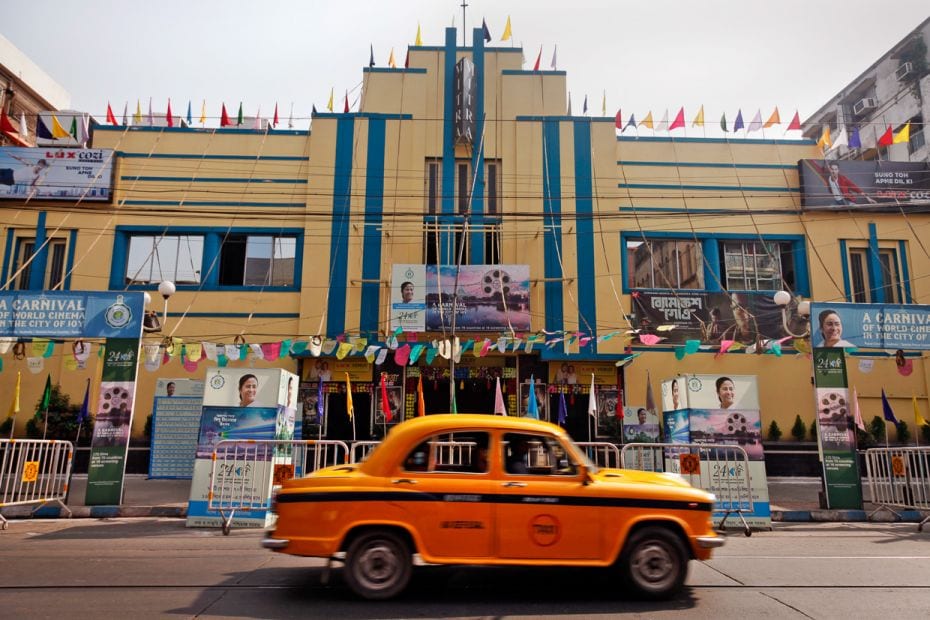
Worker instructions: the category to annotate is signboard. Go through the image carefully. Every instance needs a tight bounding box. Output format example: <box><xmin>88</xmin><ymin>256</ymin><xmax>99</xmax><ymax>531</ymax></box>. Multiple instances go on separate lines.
<box><xmin>622</xmin><ymin>406</ymin><xmax>660</xmax><ymax>443</ymax></box>
<box><xmin>549</xmin><ymin>361</ymin><xmax>616</xmax><ymax>386</ymax></box>
<box><xmin>391</xmin><ymin>264</ymin><xmax>531</xmax><ymax>332</ymax></box>
<box><xmin>303</xmin><ymin>357</ymin><xmax>371</xmax><ymax>383</ymax></box>
<box><xmin>631</xmin><ymin>291</ymin><xmax>803</xmax><ymax>346</ymax></box>
<box><xmin>810</xmin><ymin>302</ymin><xmax>930</xmax><ymax>350</ymax></box>
<box><xmin>799</xmin><ymin>160</ymin><xmax>930</xmax><ymax>209</ymax></box>
<box><xmin>454</xmin><ymin>57</ymin><xmax>476</xmax><ymax>144</ymax></box>
<box><xmin>812</xmin><ymin>348</ymin><xmax>863</xmax><ymax>509</ymax></box>
<box><xmin>149</xmin><ymin>379</ymin><xmax>205</xmax><ymax>479</ymax></box>
<box><xmin>0</xmin><ymin>147</ymin><xmax>113</xmax><ymax>201</ymax></box>
<box><xmin>0</xmin><ymin>291</ymin><xmax>144</xmax><ymax>338</ymax></box>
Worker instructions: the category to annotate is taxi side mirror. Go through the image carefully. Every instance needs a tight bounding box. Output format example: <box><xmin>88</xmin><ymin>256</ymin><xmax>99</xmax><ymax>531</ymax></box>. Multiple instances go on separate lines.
<box><xmin>578</xmin><ymin>463</ymin><xmax>592</xmax><ymax>486</ymax></box>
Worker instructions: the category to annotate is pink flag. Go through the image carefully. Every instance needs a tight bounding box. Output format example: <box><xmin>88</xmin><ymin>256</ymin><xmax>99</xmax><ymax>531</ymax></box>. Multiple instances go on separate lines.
<box><xmin>166</xmin><ymin>99</ymin><xmax>173</xmax><ymax>127</ymax></box>
<box><xmin>494</xmin><ymin>376</ymin><xmax>506</xmax><ymax>415</ymax></box>
<box><xmin>638</xmin><ymin>334</ymin><xmax>663</xmax><ymax>346</ymax></box>
<box><xmin>394</xmin><ymin>343</ymin><xmax>411</xmax><ymax>366</ymax></box>
<box><xmin>851</xmin><ymin>386</ymin><xmax>865</xmax><ymax>431</ymax></box>
<box><xmin>668</xmin><ymin>107</ymin><xmax>685</xmax><ymax>130</ymax></box>
<box><xmin>614</xmin><ymin>109</ymin><xmax>622</xmax><ymax>130</ymax></box>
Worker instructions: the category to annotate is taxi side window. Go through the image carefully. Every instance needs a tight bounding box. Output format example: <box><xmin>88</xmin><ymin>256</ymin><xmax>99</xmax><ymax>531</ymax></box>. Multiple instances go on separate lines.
<box><xmin>401</xmin><ymin>432</ymin><xmax>489</xmax><ymax>473</ymax></box>
<box><xmin>504</xmin><ymin>433</ymin><xmax>577</xmax><ymax>476</ymax></box>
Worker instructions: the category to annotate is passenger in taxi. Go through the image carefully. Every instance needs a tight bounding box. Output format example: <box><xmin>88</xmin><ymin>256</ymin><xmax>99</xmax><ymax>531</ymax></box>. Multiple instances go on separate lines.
<box><xmin>506</xmin><ymin>435</ymin><xmax>530</xmax><ymax>474</ymax></box>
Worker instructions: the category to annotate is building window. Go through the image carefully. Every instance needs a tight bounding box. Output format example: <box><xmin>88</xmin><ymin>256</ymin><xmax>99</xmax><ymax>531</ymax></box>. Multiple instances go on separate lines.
<box><xmin>9</xmin><ymin>237</ymin><xmax>67</xmax><ymax>290</ymax></box>
<box><xmin>848</xmin><ymin>247</ymin><xmax>902</xmax><ymax>303</ymax></box>
<box><xmin>125</xmin><ymin>234</ymin><xmax>204</xmax><ymax>285</ymax></box>
<box><xmin>219</xmin><ymin>235</ymin><xmax>297</xmax><ymax>287</ymax></box>
<box><xmin>626</xmin><ymin>238</ymin><xmax>704</xmax><ymax>289</ymax></box>
<box><xmin>722</xmin><ymin>241</ymin><xmax>791</xmax><ymax>291</ymax></box>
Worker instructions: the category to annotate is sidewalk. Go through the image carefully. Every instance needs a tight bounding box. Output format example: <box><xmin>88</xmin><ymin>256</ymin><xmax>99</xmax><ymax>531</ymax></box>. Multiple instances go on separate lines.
<box><xmin>3</xmin><ymin>475</ymin><xmax>928</xmax><ymax>524</ymax></box>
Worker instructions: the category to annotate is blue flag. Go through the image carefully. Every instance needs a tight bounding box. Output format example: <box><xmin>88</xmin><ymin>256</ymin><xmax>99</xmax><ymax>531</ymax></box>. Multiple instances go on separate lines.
<box><xmin>482</xmin><ymin>18</ymin><xmax>491</xmax><ymax>42</ymax></box>
<box><xmin>77</xmin><ymin>379</ymin><xmax>90</xmax><ymax>424</ymax></box>
<box><xmin>734</xmin><ymin>109</ymin><xmax>745</xmax><ymax>132</ymax></box>
<box><xmin>881</xmin><ymin>389</ymin><xmax>898</xmax><ymax>424</ymax></box>
<box><xmin>186</xmin><ymin>101</ymin><xmax>192</xmax><ymax>125</ymax></box>
<box><xmin>557</xmin><ymin>390</ymin><xmax>567</xmax><ymax>426</ymax></box>
<box><xmin>849</xmin><ymin>127</ymin><xmax>861</xmax><ymax>149</ymax></box>
<box><xmin>316</xmin><ymin>379</ymin><xmax>324</xmax><ymax>425</ymax></box>
<box><xmin>526</xmin><ymin>375</ymin><xmax>539</xmax><ymax>419</ymax></box>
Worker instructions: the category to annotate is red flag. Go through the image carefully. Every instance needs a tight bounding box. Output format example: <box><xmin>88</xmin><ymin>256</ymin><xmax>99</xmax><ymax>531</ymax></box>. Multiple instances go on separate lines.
<box><xmin>106</xmin><ymin>102</ymin><xmax>118</xmax><ymax>126</ymax></box>
<box><xmin>273</xmin><ymin>103</ymin><xmax>279</xmax><ymax>127</ymax></box>
<box><xmin>166</xmin><ymin>99</ymin><xmax>173</xmax><ymax>127</ymax></box>
<box><xmin>0</xmin><ymin>107</ymin><xmax>19</xmax><ymax>134</ymax></box>
<box><xmin>786</xmin><ymin>110</ymin><xmax>801</xmax><ymax>131</ymax></box>
<box><xmin>220</xmin><ymin>103</ymin><xmax>230</xmax><ymax>127</ymax></box>
<box><xmin>344</xmin><ymin>92</ymin><xmax>350</xmax><ymax>113</ymax></box>
<box><xmin>669</xmin><ymin>107</ymin><xmax>685</xmax><ymax>130</ymax></box>
<box><xmin>380</xmin><ymin>373</ymin><xmax>393</xmax><ymax>423</ymax></box>
<box><xmin>877</xmin><ymin>125</ymin><xmax>894</xmax><ymax>146</ymax></box>
<box><xmin>614</xmin><ymin>109</ymin><xmax>622</xmax><ymax>130</ymax></box>
<box><xmin>533</xmin><ymin>47</ymin><xmax>541</xmax><ymax>71</ymax></box>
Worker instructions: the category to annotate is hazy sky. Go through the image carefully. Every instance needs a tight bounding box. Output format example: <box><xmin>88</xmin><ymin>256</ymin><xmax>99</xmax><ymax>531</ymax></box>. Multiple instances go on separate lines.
<box><xmin>6</xmin><ymin>0</ymin><xmax>929</xmax><ymax>136</ymax></box>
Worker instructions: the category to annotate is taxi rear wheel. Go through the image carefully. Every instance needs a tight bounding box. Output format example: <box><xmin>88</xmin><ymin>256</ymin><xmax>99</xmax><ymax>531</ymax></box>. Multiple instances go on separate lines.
<box><xmin>343</xmin><ymin>530</ymin><xmax>412</xmax><ymax>600</ymax></box>
<box><xmin>618</xmin><ymin>526</ymin><xmax>688</xmax><ymax>600</ymax></box>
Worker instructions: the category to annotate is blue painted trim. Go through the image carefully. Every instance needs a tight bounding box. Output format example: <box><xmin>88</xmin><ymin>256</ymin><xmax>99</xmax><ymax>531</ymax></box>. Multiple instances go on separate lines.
<box><xmin>867</xmin><ymin>223</ymin><xmax>883</xmax><ymax>303</ymax></box>
<box><xmin>839</xmin><ymin>239</ymin><xmax>851</xmax><ymax>302</ymax></box>
<box><xmin>620</xmin><ymin>206</ymin><xmax>805</xmax><ymax>215</ymax></box>
<box><xmin>621</xmin><ymin>231</ymin><xmax>807</xmax><ymax>242</ymax></box>
<box><xmin>326</xmin><ymin>116</ymin><xmax>355</xmax><ymax>336</ymax></box>
<box><xmin>416</xmin><ymin>46</ymin><xmax>523</xmax><ymax>54</ymax></box>
<box><xmin>517</xmin><ymin>116</ymin><xmax>615</xmax><ymax>122</ymax></box>
<box><xmin>619</xmin><ymin>182</ymin><xmax>799</xmax><ymax>193</ymax></box>
<box><xmin>793</xmin><ymin>241</ymin><xmax>811</xmax><ymax>298</ymax></box>
<box><xmin>502</xmin><ymin>70</ymin><xmax>567</xmax><ymax>76</ymax></box>
<box><xmin>363</xmin><ymin>67</ymin><xmax>427</xmax><ymax>74</ymax></box>
<box><xmin>201</xmin><ymin>233</ymin><xmax>220</xmax><ymax>287</ymax></box>
<box><xmin>114</xmin><ymin>225</ymin><xmax>304</xmax><ymax>234</ymax></box>
<box><xmin>122</xmin><ymin>284</ymin><xmax>296</xmax><ymax>293</ymax></box>
<box><xmin>28</xmin><ymin>212</ymin><xmax>47</xmax><ymax>290</ymax></box>
<box><xmin>539</xmin><ymin>350</ymin><xmax>633</xmax><ymax>362</ymax></box>
<box><xmin>64</xmin><ymin>229</ymin><xmax>77</xmax><ymax>290</ymax></box>
<box><xmin>573</xmin><ymin>120</ymin><xmax>597</xmax><ymax>352</ymax></box>
<box><xmin>440</xmin><ymin>28</ymin><xmax>456</xmax><ymax>264</ymax></box>
<box><xmin>469</xmin><ymin>27</ymin><xmax>486</xmax><ymax>265</ymax></box>
<box><xmin>163</xmin><ymin>312</ymin><xmax>300</xmax><ymax>318</ymax></box>
<box><xmin>616</xmin><ymin>135</ymin><xmax>817</xmax><ymax>146</ymax></box>
<box><xmin>96</xmin><ymin>126</ymin><xmax>308</xmax><ymax>136</ymax></box>
<box><xmin>119</xmin><ymin>176</ymin><xmax>308</xmax><ymax>184</ymax></box>
<box><xmin>542</xmin><ymin>120</ymin><xmax>564</xmax><ymax>334</ymax></box>
<box><xmin>702</xmin><ymin>238</ymin><xmax>721</xmax><ymax>292</ymax></box>
<box><xmin>1</xmin><ymin>228</ymin><xmax>12</xmax><ymax>288</ymax></box>
<box><xmin>312</xmin><ymin>112</ymin><xmax>414</xmax><ymax>120</ymax></box>
<box><xmin>618</xmin><ymin>160</ymin><xmax>796</xmax><ymax>170</ymax></box>
<box><xmin>117</xmin><ymin>152</ymin><xmax>307</xmax><ymax>161</ymax></box>
<box><xmin>898</xmin><ymin>240</ymin><xmax>912</xmax><ymax>303</ymax></box>
<box><xmin>360</xmin><ymin>118</ymin><xmax>386</xmax><ymax>333</ymax></box>
<box><xmin>120</xmin><ymin>200</ymin><xmax>305</xmax><ymax>208</ymax></box>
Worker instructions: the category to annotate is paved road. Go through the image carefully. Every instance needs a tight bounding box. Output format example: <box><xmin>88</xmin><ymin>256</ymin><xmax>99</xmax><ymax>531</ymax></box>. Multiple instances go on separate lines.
<box><xmin>1</xmin><ymin>519</ymin><xmax>928</xmax><ymax>619</ymax></box>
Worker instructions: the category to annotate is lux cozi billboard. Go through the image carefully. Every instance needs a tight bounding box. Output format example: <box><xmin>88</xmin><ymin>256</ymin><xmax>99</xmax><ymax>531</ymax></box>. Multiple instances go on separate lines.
<box><xmin>1</xmin><ymin>147</ymin><xmax>113</xmax><ymax>201</ymax></box>
<box><xmin>799</xmin><ymin>159</ymin><xmax>930</xmax><ymax>209</ymax></box>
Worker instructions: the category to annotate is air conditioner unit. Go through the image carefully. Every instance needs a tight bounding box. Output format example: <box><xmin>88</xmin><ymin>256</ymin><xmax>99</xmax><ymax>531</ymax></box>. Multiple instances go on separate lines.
<box><xmin>852</xmin><ymin>97</ymin><xmax>877</xmax><ymax>115</ymax></box>
<box><xmin>895</xmin><ymin>61</ymin><xmax>914</xmax><ymax>81</ymax></box>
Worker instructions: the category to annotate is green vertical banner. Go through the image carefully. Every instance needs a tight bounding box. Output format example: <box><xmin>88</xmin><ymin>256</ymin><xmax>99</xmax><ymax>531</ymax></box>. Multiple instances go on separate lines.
<box><xmin>812</xmin><ymin>348</ymin><xmax>863</xmax><ymax>509</ymax></box>
<box><xmin>85</xmin><ymin>337</ymin><xmax>142</xmax><ymax>505</ymax></box>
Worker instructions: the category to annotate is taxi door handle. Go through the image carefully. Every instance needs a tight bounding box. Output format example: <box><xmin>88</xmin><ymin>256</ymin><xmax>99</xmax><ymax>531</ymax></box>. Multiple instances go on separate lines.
<box><xmin>502</xmin><ymin>481</ymin><xmax>526</xmax><ymax>488</ymax></box>
<box><xmin>392</xmin><ymin>478</ymin><xmax>418</xmax><ymax>485</ymax></box>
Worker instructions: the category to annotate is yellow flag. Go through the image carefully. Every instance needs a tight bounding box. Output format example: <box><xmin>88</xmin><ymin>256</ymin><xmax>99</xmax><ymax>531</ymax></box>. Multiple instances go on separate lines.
<box><xmin>915</xmin><ymin>395</ymin><xmax>928</xmax><ymax>427</ymax></box>
<box><xmin>641</xmin><ymin>111</ymin><xmax>654</xmax><ymax>129</ymax></box>
<box><xmin>893</xmin><ymin>121</ymin><xmax>910</xmax><ymax>144</ymax></box>
<box><xmin>7</xmin><ymin>371</ymin><xmax>20</xmax><ymax>416</ymax></box>
<box><xmin>327</xmin><ymin>88</ymin><xmax>334</xmax><ymax>112</ymax></box>
<box><xmin>133</xmin><ymin>100</ymin><xmax>142</xmax><ymax>124</ymax></box>
<box><xmin>692</xmin><ymin>105</ymin><xmax>704</xmax><ymax>127</ymax></box>
<box><xmin>501</xmin><ymin>16</ymin><xmax>512</xmax><ymax>41</ymax></box>
<box><xmin>763</xmin><ymin>106</ymin><xmax>780</xmax><ymax>128</ymax></box>
<box><xmin>345</xmin><ymin>372</ymin><xmax>354</xmax><ymax>420</ymax></box>
<box><xmin>601</xmin><ymin>91</ymin><xmax>606</xmax><ymax>117</ymax></box>
<box><xmin>817</xmin><ymin>125</ymin><xmax>832</xmax><ymax>150</ymax></box>
<box><xmin>415</xmin><ymin>22</ymin><xmax>423</xmax><ymax>46</ymax></box>
<box><xmin>199</xmin><ymin>100</ymin><xmax>206</xmax><ymax>124</ymax></box>
<box><xmin>51</xmin><ymin>115</ymin><xmax>70</xmax><ymax>138</ymax></box>
<box><xmin>388</xmin><ymin>48</ymin><xmax>396</xmax><ymax>68</ymax></box>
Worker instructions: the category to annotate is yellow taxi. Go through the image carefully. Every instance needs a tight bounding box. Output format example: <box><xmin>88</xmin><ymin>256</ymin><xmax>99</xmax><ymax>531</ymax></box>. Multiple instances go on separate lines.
<box><xmin>263</xmin><ymin>414</ymin><xmax>723</xmax><ymax>600</ymax></box>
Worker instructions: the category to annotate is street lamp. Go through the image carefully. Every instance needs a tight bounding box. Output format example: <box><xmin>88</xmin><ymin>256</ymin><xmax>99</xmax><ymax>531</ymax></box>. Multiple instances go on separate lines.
<box><xmin>158</xmin><ymin>280</ymin><xmax>175</xmax><ymax>326</ymax></box>
<box><xmin>773</xmin><ymin>290</ymin><xmax>810</xmax><ymax>338</ymax></box>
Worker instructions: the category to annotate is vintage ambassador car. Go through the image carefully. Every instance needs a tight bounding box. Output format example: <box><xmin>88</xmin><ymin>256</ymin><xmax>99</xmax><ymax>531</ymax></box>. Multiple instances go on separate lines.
<box><xmin>263</xmin><ymin>414</ymin><xmax>723</xmax><ymax>600</ymax></box>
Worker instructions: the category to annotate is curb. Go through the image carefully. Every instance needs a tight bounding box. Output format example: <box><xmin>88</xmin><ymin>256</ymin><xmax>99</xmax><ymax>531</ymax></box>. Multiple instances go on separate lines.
<box><xmin>772</xmin><ymin>509</ymin><xmax>929</xmax><ymax>523</ymax></box>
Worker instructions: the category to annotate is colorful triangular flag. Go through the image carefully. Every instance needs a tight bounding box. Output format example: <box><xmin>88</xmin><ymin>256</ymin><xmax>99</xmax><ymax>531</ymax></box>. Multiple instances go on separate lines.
<box><xmin>106</xmin><ymin>102</ymin><xmax>118</xmax><ymax>126</ymax></box>
<box><xmin>669</xmin><ymin>107</ymin><xmax>685</xmax><ymax>131</ymax></box>
<box><xmin>763</xmin><ymin>106</ymin><xmax>780</xmax><ymax>128</ymax></box>
<box><xmin>481</xmin><ymin>18</ymin><xmax>491</xmax><ymax>42</ymax></box>
<box><xmin>733</xmin><ymin>109</ymin><xmax>745</xmax><ymax>132</ymax></box>
<box><xmin>747</xmin><ymin>109</ymin><xmax>763</xmax><ymax>133</ymax></box>
<box><xmin>786</xmin><ymin>110</ymin><xmax>801</xmax><ymax>132</ymax></box>
<box><xmin>893</xmin><ymin>121</ymin><xmax>911</xmax><ymax>144</ymax></box>
<box><xmin>692</xmin><ymin>105</ymin><xmax>704</xmax><ymax>127</ymax></box>
<box><xmin>881</xmin><ymin>389</ymin><xmax>898</xmax><ymax>424</ymax></box>
<box><xmin>501</xmin><ymin>16</ymin><xmax>512</xmax><ymax>41</ymax></box>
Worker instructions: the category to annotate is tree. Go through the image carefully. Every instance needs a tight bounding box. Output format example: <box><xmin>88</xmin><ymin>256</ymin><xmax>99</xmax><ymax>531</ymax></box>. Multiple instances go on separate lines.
<box><xmin>790</xmin><ymin>415</ymin><xmax>807</xmax><ymax>442</ymax></box>
<box><xmin>922</xmin><ymin>423</ymin><xmax>930</xmax><ymax>444</ymax></box>
<box><xmin>895</xmin><ymin>420</ymin><xmax>910</xmax><ymax>444</ymax></box>
<box><xmin>809</xmin><ymin>419</ymin><xmax>818</xmax><ymax>440</ymax></box>
<box><xmin>27</xmin><ymin>383</ymin><xmax>93</xmax><ymax>443</ymax></box>
<box><xmin>767</xmin><ymin>420</ymin><xmax>782</xmax><ymax>441</ymax></box>
<box><xmin>868</xmin><ymin>415</ymin><xmax>886</xmax><ymax>442</ymax></box>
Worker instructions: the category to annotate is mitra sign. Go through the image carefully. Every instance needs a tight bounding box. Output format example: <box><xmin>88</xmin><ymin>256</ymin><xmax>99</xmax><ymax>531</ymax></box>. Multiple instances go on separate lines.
<box><xmin>454</xmin><ymin>57</ymin><xmax>476</xmax><ymax>145</ymax></box>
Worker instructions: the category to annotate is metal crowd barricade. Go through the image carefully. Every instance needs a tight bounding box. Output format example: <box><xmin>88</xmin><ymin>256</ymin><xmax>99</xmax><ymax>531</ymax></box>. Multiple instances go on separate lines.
<box><xmin>621</xmin><ymin>442</ymin><xmax>754</xmax><ymax>536</ymax></box>
<box><xmin>0</xmin><ymin>439</ymin><xmax>74</xmax><ymax>529</ymax></box>
<box><xmin>864</xmin><ymin>446</ymin><xmax>930</xmax><ymax>532</ymax></box>
<box><xmin>350</xmin><ymin>441</ymin><xmax>381</xmax><ymax>463</ymax></box>
<box><xmin>576</xmin><ymin>442</ymin><xmax>622</xmax><ymax>469</ymax></box>
<box><xmin>208</xmin><ymin>439</ymin><xmax>349</xmax><ymax>535</ymax></box>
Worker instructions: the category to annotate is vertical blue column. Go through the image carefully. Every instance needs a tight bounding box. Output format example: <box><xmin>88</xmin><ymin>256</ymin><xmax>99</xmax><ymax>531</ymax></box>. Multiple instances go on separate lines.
<box><xmin>468</xmin><ymin>27</ymin><xmax>486</xmax><ymax>265</ymax></box>
<box><xmin>702</xmin><ymin>239</ymin><xmax>721</xmax><ymax>292</ymax></box>
<box><xmin>440</xmin><ymin>27</ymin><xmax>457</xmax><ymax>264</ymax></box>
<box><xmin>867</xmin><ymin>222</ymin><xmax>883</xmax><ymax>303</ymax></box>
<box><xmin>542</xmin><ymin>120</ymin><xmax>564</xmax><ymax>334</ymax></box>
<box><xmin>326</xmin><ymin>116</ymin><xmax>355</xmax><ymax>336</ymax></box>
<box><xmin>28</xmin><ymin>211</ymin><xmax>48</xmax><ymax>290</ymax></box>
<box><xmin>573</xmin><ymin>121</ymin><xmax>596</xmax><ymax>351</ymax></box>
<box><xmin>360</xmin><ymin>118</ymin><xmax>386</xmax><ymax>334</ymax></box>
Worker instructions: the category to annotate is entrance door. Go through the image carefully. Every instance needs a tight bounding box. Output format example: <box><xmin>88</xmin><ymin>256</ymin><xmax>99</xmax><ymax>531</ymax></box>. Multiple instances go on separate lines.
<box><xmin>423</xmin><ymin>377</ymin><xmax>495</xmax><ymax>414</ymax></box>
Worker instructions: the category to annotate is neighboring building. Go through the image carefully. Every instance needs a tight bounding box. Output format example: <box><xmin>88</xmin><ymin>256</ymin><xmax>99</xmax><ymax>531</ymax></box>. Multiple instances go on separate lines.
<box><xmin>3</xmin><ymin>26</ymin><xmax>929</xmax><ymax>447</ymax></box>
<box><xmin>0</xmin><ymin>33</ymin><xmax>70</xmax><ymax>145</ymax></box>
<box><xmin>803</xmin><ymin>17</ymin><xmax>930</xmax><ymax>161</ymax></box>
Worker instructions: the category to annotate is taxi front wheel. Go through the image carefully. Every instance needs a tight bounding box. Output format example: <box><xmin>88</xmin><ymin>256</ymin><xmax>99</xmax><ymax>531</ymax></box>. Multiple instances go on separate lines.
<box><xmin>343</xmin><ymin>530</ymin><xmax>412</xmax><ymax>600</ymax></box>
<box><xmin>618</xmin><ymin>527</ymin><xmax>688</xmax><ymax>600</ymax></box>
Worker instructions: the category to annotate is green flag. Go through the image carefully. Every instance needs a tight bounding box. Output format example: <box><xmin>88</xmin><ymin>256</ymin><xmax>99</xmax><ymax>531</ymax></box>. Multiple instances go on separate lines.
<box><xmin>237</xmin><ymin>102</ymin><xmax>243</xmax><ymax>126</ymax></box>
<box><xmin>720</xmin><ymin>112</ymin><xmax>728</xmax><ymax>133</ymax></box>
<box><xmin>36</xmin><ymin>374</ymin><xmax>51</xmax><ymax>419</ymax></box>
<box><xmin>69</xmin><ymin>117</ymin><xmax>77</xmax><ymax>138</ymax></box>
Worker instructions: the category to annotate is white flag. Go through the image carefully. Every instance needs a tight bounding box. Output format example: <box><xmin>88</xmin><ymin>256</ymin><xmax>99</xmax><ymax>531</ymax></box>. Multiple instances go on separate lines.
<box><xmin>587</xmin><ymin>373</ymin><xmax>597</xmax><ymax>418</ymax></box>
